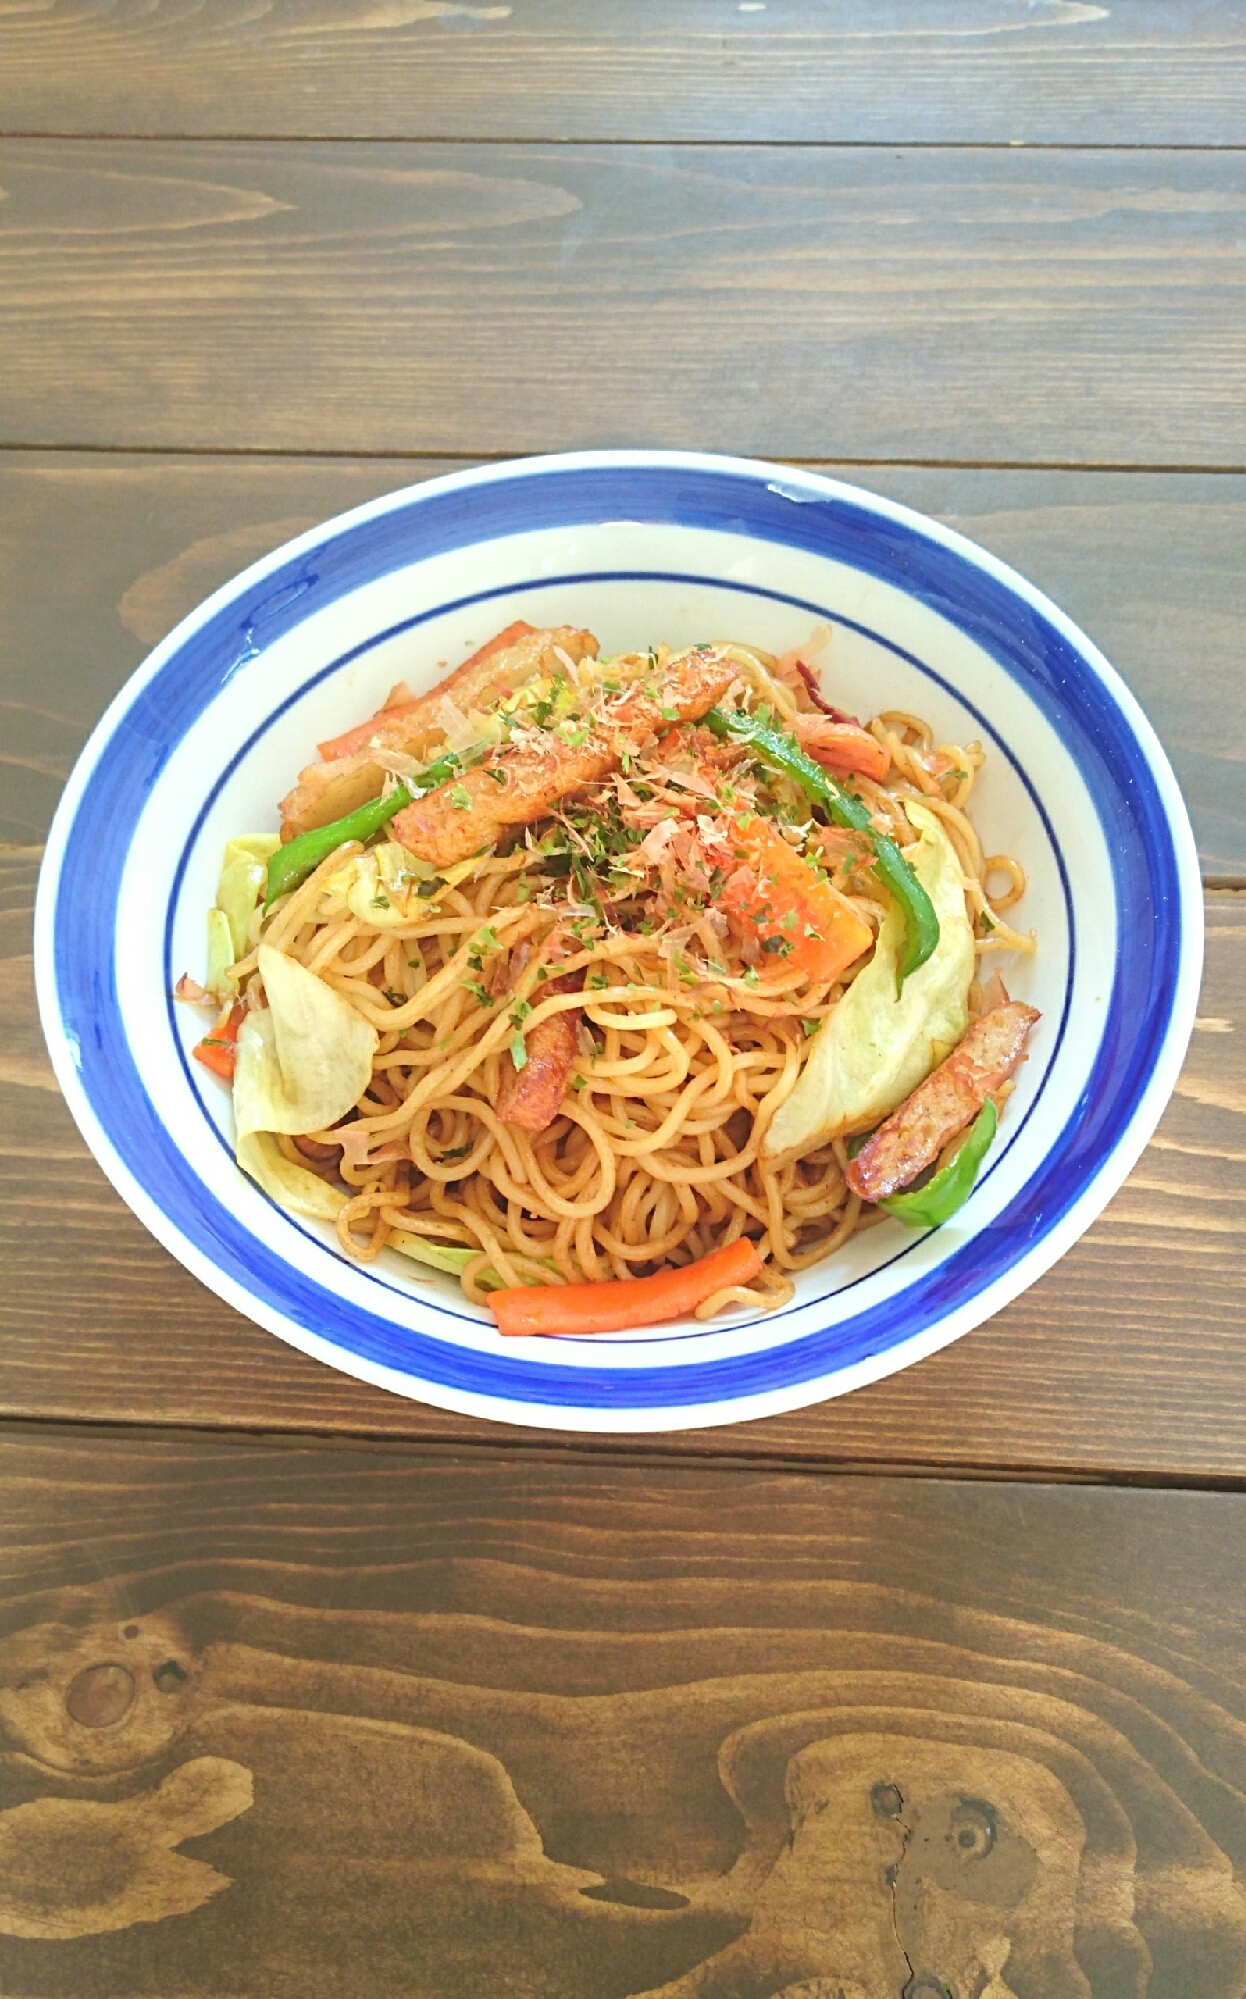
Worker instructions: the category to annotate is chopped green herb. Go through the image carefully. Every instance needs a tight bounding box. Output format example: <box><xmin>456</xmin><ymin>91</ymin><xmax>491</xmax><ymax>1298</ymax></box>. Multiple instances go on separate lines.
<box><xmin>449</xmin><ymin>785</ymin><xmax>472</xmax><ymax>811</ymax></box>
<box><xmin>417</xmin><ymin>877</ymin><xmax>444</xmax><ymax>899</ymax></box>
<box><xmin>509</xmin><ymin>1000</ymin><xmax>532</xmax><ymax>1027</ymax></box>
<box><xmin>801</xmin><ymin>1016</ymin><xmax>822</xmax><ymax>1038</ymax></box>
<box><xmin>439</xmin><ymin>1143</ymin><xmax>473</xmax><ymax>1161</ymax></box>
<box><xmin>510</xmin><ymin>1031</ymin><xmax>528</xmax><ymax>1071</ymax></box>
<box><xmin>371</xmin><ymin>892</ymin><xmax>391</xmax><ymax>910</ymax></box>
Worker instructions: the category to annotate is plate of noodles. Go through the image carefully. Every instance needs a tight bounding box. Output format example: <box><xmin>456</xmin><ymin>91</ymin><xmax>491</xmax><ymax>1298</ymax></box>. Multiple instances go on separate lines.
<box><xmin>35</xmin><ymin>452</ymin><xmax>1201</xmax><ymax>1431</ymax></box>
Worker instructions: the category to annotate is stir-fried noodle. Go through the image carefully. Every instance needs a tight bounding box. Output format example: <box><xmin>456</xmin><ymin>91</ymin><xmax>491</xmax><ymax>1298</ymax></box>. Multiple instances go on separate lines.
<box><xmin>195</xmin><ymin>631</ymin><xmax>1036</xmax><ymax>1322</ymax></box>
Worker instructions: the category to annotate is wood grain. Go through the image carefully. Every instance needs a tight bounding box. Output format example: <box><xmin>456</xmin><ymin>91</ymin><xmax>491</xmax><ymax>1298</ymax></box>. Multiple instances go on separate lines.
<box><xmin>5</xmin><ymin>843</ymin><xmax>1245</xmax><ymax>1478</ymax></box>
<box><xmin>5</xmin><ymin>1433</ymin><xmax>1246</xmax><ymax>1992</ymax></box>
<box><xmin>4</xmin><ymin>141</ymin><xmax>1246</xmax><ymax>463</ymax></box>
<box><xmin>3</xmin><ymin>451</ymin><xmax>1245</xmax><ymax>871</ymax></box>
<box><xmin>3</xmin><ymin>0</ymin><xmax>1244</xmax><ymax>147</ymax></box>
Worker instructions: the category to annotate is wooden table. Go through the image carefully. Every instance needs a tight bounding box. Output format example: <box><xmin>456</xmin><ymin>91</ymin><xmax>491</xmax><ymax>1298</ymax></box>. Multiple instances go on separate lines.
<box><xmin>3</xmin><ymin>6</ymin><xmax>1246</xmax><ymax>1991</ymax></box>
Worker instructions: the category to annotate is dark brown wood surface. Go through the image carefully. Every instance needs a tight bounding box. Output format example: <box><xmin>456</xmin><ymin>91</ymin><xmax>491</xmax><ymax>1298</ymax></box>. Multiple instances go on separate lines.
<box><xmin>4</xmin><ymin>140</ymin><xmax>1246</xmax><ymax>463</ymax></box>
<box><xmin>7</xmin><ymin>1430</ymin><xmax>1246</xmax><ymax>1994</ymax></box>
<box><xmin>5</xmin><ymin>4</ymin><xmax>1246</xmax><ymax>1978</ymax></box>
<box><xmin>3</xmin><ymin>0</ymin><xmax>1244</xmax><ymax>146</ymax></box>
<box><xmin>5</xmin><ymin>844</ymin><xmax>1244</xmax><ymax>1478</ymax></box>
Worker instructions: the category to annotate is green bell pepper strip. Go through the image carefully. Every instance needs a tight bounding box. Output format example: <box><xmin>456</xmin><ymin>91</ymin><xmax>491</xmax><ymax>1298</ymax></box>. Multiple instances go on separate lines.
<box><xmin>879</xmin><ymin>1097</ymin><xmax>998</xmax><ymax>1228</ymax></box>
<box><xmin>264</xmin><ymin>750</ymin><xmax>465</xmax><ymax>909</ymax></box>
<box><xmin>703</xmin><ymin>706</ymin><xmax>940</xmax><ymax>988</ymax></box>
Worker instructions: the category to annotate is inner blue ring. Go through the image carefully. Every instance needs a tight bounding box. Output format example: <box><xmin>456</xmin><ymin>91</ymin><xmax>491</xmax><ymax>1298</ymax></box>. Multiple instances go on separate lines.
<box><xmin>162</xmin><ymin>569</ymin><xmax>1074</xmax><ymax>1344</ymax></box>
<box><xmin>49</xmin><ymin>462</ymin><xmax>1185</xmax><ymax>1412</ymax></box>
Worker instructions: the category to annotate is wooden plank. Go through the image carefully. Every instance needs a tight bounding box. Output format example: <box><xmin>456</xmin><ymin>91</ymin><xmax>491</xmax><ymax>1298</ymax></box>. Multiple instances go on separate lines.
<box><xmin>3</xmin><ymin>451</ymin><xmax>1245</xmax><ymax>871</ymax></box>
<box><xmin>5</xmin><ymin>1430</ymin><xmax>1246</xmax><ymax>1992</ymax></box>
<box><xmin>4</xmin><ymin>141</ymin><xmax>1246</xmax><ymax>464</ymax></box>
<box><xmin>0</xmin><ymin>452</ymin><xmax>443</xmax><ymax>846</ymax></box>
<box><xmin>4</xmin><ymin>844</ymin><xmax>1244</xmax><ymax>1478</ymax></box>
<box><xmin>2</xmin><ymin>0</ymin><xmax>1244</xmax><ymax>146</ymax></box>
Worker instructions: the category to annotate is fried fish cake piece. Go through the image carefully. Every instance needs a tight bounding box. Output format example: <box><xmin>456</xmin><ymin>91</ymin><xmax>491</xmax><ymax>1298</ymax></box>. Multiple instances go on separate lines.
<box><xmin>846</xmin><ymin>999</ymin><xmax>1040</xmax><ymax>1203</ymax></box>
<box><xmin>278</xmin><ymin>624</ymin><xmax>598</xmax><ymax>840</ymax></box>
<box><xmin>391</xmin><ymin>646</ymin><xmax>739</xmax><ymax>872</ymax></box>
<box><xmin>496</xmin><ymin>1009</ymin><xmax>581</xmax><ymax>1132</ymax></box>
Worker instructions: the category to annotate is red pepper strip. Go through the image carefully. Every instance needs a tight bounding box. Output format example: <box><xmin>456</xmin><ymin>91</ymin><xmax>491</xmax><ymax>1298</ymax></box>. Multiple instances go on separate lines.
<box><xmin>489</xmin><ymin>1236</ymin><xmax>763</xmax><ymax>1337</ymax></box>
<box><xmin>192</xmin><ymin>1002</ymin><xmax>246</xmax><ymax>1083</ymax></box>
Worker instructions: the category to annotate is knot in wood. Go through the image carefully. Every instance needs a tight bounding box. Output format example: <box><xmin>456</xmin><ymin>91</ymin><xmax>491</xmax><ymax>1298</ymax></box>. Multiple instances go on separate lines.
<box><xmin>64</xmin><ymin>1663</ymin><xmax>136</xmax><ymax>1730</ymax></box>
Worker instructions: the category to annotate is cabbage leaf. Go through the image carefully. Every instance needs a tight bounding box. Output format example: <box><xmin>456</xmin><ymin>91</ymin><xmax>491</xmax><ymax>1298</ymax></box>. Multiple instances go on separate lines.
<box><xmin>233</xmin><ymin>944</ymin><xmax>378</xmax><ymax>1140</ymax></box>
<box><xmin>763</xmin><ymin>799</ymin><xmax>975</xmax><ymax>1160</ymax></box>
<box><xmin>206</xmin><ymin>835</ymin><xmax>281</xmax><ymax>998</ymax></box>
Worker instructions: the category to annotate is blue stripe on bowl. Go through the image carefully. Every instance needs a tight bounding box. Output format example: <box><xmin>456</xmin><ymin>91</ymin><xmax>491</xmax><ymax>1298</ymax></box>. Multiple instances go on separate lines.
<box><xmin>46</xmin><ymin>459</ymin><xmax>1186</xmax><ymax>1412</ymax></box>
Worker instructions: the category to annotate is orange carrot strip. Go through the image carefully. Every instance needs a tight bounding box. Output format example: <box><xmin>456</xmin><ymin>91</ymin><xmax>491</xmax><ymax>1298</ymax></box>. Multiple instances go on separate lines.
<box><xmin>489</xmin><ymin>1237</ymin><xmax>764</xmax><ymax>1337</ymax></box>
<box><xmin>316</xmin><ymin>620</ymin><xmax>535</xmax><ymax>762</ymax></box>
<box><xmin>720</xmin><ymin>816</ymin><xmax>873</xmax><ymax>984</ymax></box>
<box><xmin>192</xmin><ymin>1002</ymin><xmax>245</xmax><ymax>1083</ymax></box>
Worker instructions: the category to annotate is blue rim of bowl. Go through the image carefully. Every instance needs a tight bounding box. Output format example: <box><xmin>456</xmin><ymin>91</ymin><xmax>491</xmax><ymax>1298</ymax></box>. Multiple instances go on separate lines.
<box><xmin>35</xmin><ymin>452</ymin><xmax>1201</xmax><ymax>1421</ymax></box>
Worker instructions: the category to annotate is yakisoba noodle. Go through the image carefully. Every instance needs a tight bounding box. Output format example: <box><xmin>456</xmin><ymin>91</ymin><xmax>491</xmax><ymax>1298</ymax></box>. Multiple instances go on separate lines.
<box><xmin>190</xmin><ymin>627</ymin><xmax>1037</xmax><ymax>1328</ymax></box>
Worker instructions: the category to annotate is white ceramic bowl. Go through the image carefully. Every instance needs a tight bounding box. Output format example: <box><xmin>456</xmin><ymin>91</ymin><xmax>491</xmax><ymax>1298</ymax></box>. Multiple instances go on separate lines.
<box><xmin>34</xmin><ymin>452</ymin><xmax>1202</xmax><ymax>1432</ymax></box>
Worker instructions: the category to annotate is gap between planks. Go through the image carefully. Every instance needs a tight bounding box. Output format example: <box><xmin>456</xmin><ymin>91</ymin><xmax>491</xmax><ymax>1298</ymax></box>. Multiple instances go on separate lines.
<box><xmin>7</xmin><ymin>1411</ymin><xmax>1246</xmax><ymax>1491</ymax></box>
<box><xmin>6</xmin><ymin>443</ymin><xmax>1246</xmax><ymax>478</ymax></box>
<box><xmin>5</xmin><ymin>133</ymin><xmax>1246</xmax><ymax>151</ymax></box>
